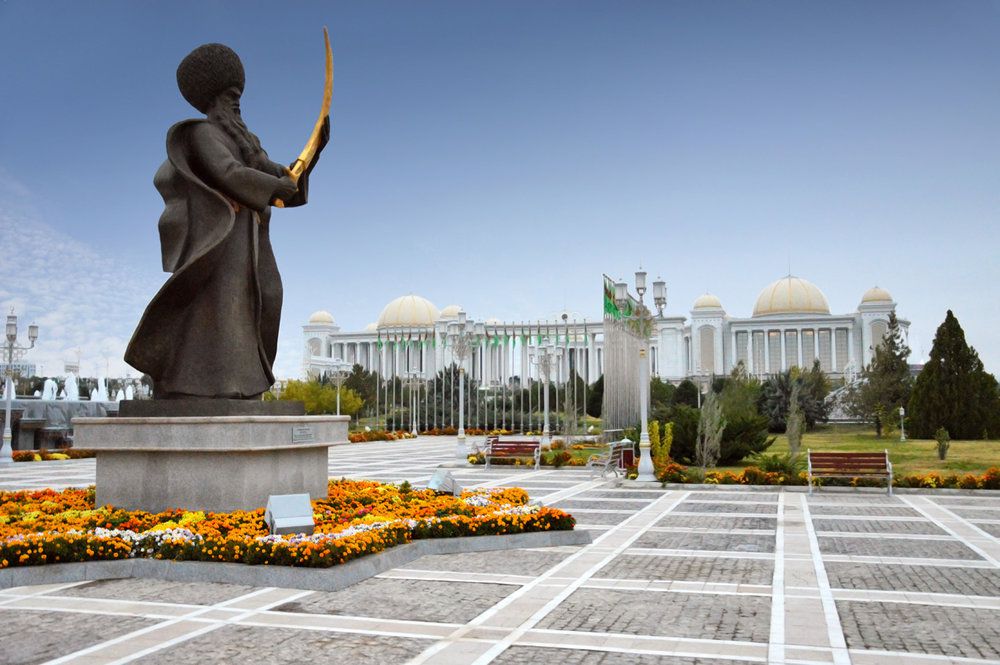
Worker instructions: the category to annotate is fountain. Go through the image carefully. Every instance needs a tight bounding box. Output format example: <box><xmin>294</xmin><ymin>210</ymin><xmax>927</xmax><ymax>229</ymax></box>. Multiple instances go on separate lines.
<box><xmin>64</xmin><ymin>373</ymin><xmax>79</xmax><ymax>401</ymax></box>
<box><xmin>94</xmin><ymin>376</ymin><xmax>109</xmax><ymax>402</ymax></box>
<box><xmin>41</xmin><ymin>378</ymin><xmax>58</xmax><ymax>401</ymax></box>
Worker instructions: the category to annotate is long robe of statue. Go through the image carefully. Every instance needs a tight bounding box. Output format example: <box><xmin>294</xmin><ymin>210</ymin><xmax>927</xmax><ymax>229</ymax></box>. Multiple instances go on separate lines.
<box><xmin>125</xmin><ymin>43</ymin><xmax>328</xmax><ymax>399</ymax></box>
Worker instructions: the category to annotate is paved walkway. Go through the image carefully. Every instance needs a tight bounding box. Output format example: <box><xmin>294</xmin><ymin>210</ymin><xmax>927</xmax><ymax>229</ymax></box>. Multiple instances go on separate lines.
<box><xmin>2</xmin><ymin>437</ymin><xmax>1000</xmax><ymax>664</ymax></box>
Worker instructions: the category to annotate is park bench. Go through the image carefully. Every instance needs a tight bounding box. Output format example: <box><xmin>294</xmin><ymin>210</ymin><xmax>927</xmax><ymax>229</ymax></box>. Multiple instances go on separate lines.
<box><xmin>807</xmin><ymin>450</ymin><xmax>893</xmax><ymax>495</ymax></box>
<box><xmin>484</xmin><ymin>437</ymin><xmax>541</xmax><ymax>470</ymax></box>
<box><xmin>586</xmin><ymin>439</ymin><xmax>634</xmax><ymax>479</ymax></box>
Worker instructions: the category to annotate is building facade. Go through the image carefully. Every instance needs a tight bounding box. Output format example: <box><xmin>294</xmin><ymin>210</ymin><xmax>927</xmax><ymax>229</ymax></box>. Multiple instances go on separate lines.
<box><xmin>303</xmin><ymin>276</ymin><xmax>907</xmax><ymax>385</ymax></box>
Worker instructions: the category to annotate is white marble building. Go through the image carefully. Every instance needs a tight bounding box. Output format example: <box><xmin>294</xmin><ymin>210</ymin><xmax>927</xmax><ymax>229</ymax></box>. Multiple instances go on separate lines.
<box><xmin>303</xmin><ymin>276</ymin><xmax>906</xmax><ymax>385</ymax></box>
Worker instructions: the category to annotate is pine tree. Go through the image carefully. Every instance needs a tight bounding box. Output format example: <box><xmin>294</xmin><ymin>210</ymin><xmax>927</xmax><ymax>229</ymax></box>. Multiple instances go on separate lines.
<box><xmin>847</xmin><ymin>311</ymin><xmax>912</xmax><ymax>437</ymax></box>
<box><xmin>908</xmin><ymin>311</ymin><xmax>1000</xmax><ymax>439</ymax></box>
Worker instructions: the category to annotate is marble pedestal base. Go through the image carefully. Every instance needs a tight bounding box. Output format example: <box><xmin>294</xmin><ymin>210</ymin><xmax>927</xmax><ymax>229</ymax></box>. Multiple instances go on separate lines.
<box><xmin>72</xmin><ymin>415</ymin><xmax>349</xmax><ymax>513</ymax></box>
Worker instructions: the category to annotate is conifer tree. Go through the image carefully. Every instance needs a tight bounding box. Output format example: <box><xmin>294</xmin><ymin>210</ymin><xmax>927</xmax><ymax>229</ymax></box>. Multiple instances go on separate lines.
<box><xmin>908</xmin><ymin>310</ymin><xmax>1000</xmax><ymax>439</ymax></box>
<box><xmin>847</xmin><ymin>311</ymin><xmax>912</xmax><ymax>437</ymax></box>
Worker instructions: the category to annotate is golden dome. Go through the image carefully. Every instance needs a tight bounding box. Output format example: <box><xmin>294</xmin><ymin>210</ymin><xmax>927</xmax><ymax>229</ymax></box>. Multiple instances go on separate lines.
<box><xmin>753</xmin><ymin>276</ymin><xmax>830</xmax><ymax>317</ymax></box>
<box><xmin>861</xmin><ymin>286</ymin><xmax>893</xmax><ymax>304</ymax></box>
<box><xmin>377</xmin><ymin>295</ymin><xmax>439</xmax><ymax>329</ymax></box>
<box><xmin>692</xmin><ymin>293</ymin><xmax>723</xmax><ymax>310</ymax></box>
<box><xmin>438</xmin><ymin>304</ymin><xmax>463</xmax><ymax>320</ymax></box>
<box><xmin>308</xmin><ymin>310</ymin><xmax>335</xmax><ymax>325</ymax></box>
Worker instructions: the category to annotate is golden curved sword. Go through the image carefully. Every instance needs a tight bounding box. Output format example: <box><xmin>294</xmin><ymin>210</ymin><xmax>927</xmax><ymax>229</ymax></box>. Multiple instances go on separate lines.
<box><xmin>274</xmin><ymin>27</ymin><xmax>332</xmax><ymax>208</ymax></box>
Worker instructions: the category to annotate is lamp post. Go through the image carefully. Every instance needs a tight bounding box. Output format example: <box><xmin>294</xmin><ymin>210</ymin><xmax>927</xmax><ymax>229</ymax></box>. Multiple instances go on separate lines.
<box><xmin>615</xmin><ymin>270</ymin><xmax>659</xmax><ymax>482</ymax></box>
<box><xmin>329</xmin><ymin>360</ymin><xmax>352</xmax><ymax>417</ymax></box>
<box><xmin>405</xmin><ymin>370</ymin><xmax>423</xmax><ymax>436</ymax></box>
<box><xmin>899</xmin><ymin>406</ymin><xmax>906</xmax><ymax>442</ymax></box>
<box><xmin>530</xmin><ymin>342</ymin><xmax>562</xmax><ymax>447</ymax></box>
<box><xmin>448</xmin><ymin>311</ymin><xmax>477</xmax><ymax>460</ymax></box>
<box><xmin>2</xmin><ymin>310</ymin><xmax>38</xmax><ymax>464</ymax></box>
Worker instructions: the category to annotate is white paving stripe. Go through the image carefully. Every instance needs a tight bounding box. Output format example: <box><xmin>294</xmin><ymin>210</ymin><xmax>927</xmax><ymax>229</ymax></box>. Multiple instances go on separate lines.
<box><xmin>769</xmin><ymin>491</ymin><xmax>787</xmax><ymax>664</ymax></box>
<box><xmin>897</xmin><ymin>495</ymin><xmax>1000</xmax><ymax>567</ymax></box>
<box><xmin>799</xmin><ymin>494</ymin><xmax>852</xmax><ymax>665</ymax></box>
<box><xmin>43</xmin><ymin>586</ymin><xmax>298</xmax><ymax>664</ymax></box>
<box><xmin>468</xmin><ymin>491</ymin><xmax>693</xmax><ymax>665</ymax></box>
<box><xmin>405</xmin><ymin>490</ymin><xmax>692</xmax><ymax>664</ymax></box>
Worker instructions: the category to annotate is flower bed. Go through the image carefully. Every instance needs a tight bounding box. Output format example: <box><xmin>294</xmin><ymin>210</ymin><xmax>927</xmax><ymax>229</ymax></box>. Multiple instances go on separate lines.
<box><xmin>656</xmin><ymin>462</ymin><xmax>1000</xmax><ymax>490</ymax></box>
<box><xmin>421</xmin><ymin>428</ymin><xmax>513</xmax><ymax>437</ymax></box>
<box><xmin>347</xmin><ymin>430</ymin><xmax>418</xmax><ymax>443</ymax></box>
<box><xmin>13</xmin><ymin>449</ymin><xmax>96</xmax><ymax>462</ymax></box>
<box><xmin>0</xmin><ymin>480</ymin><xmax>574</xmax><ymax>570</ymax></box>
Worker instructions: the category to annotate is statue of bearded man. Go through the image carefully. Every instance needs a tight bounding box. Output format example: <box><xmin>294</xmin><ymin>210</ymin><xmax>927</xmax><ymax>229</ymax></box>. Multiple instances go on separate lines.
<box><xmin>125</xmin><ymin>43</ymin><xmax>329</xmax><ymax>400</ymax></box>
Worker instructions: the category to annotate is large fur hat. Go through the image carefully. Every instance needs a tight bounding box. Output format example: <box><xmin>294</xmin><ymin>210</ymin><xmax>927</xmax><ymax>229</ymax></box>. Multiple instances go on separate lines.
<box><xmin>176</xmin><ymin>43</ymin><xmax>245</xmax><ymax>113</ymax></box>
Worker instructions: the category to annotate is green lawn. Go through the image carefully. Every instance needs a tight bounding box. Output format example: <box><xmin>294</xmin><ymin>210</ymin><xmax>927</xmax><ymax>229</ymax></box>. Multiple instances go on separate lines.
<box><xmin>716</xmin><ymin>424</ymin><xmax>1000</xmax><ymax>477</ymax></box>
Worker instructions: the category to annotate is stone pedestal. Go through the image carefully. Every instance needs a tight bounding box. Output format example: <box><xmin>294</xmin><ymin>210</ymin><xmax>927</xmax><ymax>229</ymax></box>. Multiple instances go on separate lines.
<box><xmin>72</xmin><ymin>415</ymin><xmax>349</xmax><ymax>513</ymax></box>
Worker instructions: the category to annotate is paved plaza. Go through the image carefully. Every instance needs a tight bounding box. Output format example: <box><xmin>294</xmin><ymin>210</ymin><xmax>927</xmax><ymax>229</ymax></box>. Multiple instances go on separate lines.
<box><xmin>2</xmin><ymin>437</ymin><xmax>1000</xmax><ymax>664</ymax></box>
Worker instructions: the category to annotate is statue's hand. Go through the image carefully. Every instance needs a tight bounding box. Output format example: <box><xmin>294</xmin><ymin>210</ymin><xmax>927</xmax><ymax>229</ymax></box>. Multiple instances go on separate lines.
<box><xmin>274</xmin><ymin>175</ymin><xmax>298</xmax><ymax>201</ymax></box>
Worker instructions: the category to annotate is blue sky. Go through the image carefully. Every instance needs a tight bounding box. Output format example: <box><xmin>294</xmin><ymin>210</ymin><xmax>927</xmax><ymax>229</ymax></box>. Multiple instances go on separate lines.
<box><xmin>1</xmin><ymin>1</ymin><xmax>998</xmax><ymax>378</ymax></box>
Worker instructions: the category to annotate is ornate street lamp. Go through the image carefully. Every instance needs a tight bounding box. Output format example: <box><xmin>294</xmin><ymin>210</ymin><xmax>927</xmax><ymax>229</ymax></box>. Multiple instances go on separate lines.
<box><xmin>653</xmin><ymin>278</ymin><xmax>667</xmax><ymax>318</ymax></box>
<box><xmin>616</xmin><ymin>271</ymin><xmax>659</xmax><ymax>482</ymax></box>
<box><xmin>530</xmin><ymin>342</ymin><xmax>562</xmax><ymax>447</ymax></box>
<box><xmin>2</xmin><ymin>309</ymin><xmax>38</xmax><ymax>464</ymax></box>
<box><xmin>405</xmin><ymin>369</ymin><xmax>423</xmax><ymax>436</ymax></box>
<box><xmin>899</xmin><ymin>406</ymin><xmax>906</xmax><ymax>442</ymax></box>
<box><xmin>328</xmin><ymin>359</ymin><xmax>352</xmax><ymax>417</ymax></box>
<box><xmin>448</xmin><ymin>311</ymin><xmax>477</xmax><ymax>460</ymax></box>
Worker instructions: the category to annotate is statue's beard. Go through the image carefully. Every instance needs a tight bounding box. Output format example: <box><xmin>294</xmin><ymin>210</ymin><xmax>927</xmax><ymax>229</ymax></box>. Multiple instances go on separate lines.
<box><xmin>209</xmin><ymin>104</ymin><xmax>265</xmax><ymax>168</ymax></box>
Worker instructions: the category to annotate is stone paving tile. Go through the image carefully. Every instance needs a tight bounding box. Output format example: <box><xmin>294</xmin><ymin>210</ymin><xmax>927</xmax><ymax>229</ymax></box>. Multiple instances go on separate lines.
<box><xmin>635</xmin><ymin>531</ymin><xmax>775</xmax><ymax>553</ymax></box>
<box><xmin>806</xmin><ymin>494</ymin><xmax>901</xmax><ymax>505</ymax></box>
<box><xmin>692</xmin><ymin>492</ymin><xmax>779</xmax><ymax>502</ymax></box>
<box><xmin>401</xmin><ymin>547</ymin><xmax>572</xmax><ymax>576</ymax></box>
<box><xmin>825</xmin><ymin>562</ymin><xmax>1000</xmax><ymax>596</ymax></box>
<box><xmin>811</xmin><ymin>518</ymin><xmax>946</xmax><ymax>535</ymax></box>
<box><xmin>808</xmin><ymin>504</ymin><xmax>921</xmax><ymax>517</ymax></box>
<box><xmin>565</xmin><ymin>512</ymin><xmax>634</xmax><ymax>525</ymax></box>
<box><xmin>975</xmin><ymin>522</ymin><xmax>1000</xmax><ymax>537</ymax></box>
<box><xmin>0</xmin><ymin>608</ymin><xmax>158</xmax><ymax>664</ymax></box>
<box><xmin>597</xmin><ymin>553</ymin><xmax>774</xmax><ymax>585</ymax></box>
<box><xmin>537</xmin><ymin>588</ymin><xmax>771</xmax><ymax>642</ymax></box>
<box><xmin>655</xmin><ymin>515</ymin><xmax>777</xmax><ymax>531</ymax></box>
<box><xmin>493</xmin><ymin>647</ymin><xmax>757</xmax><ymax>665</ymax></box>
<box><xmin>931</xmin><ymin>496</ymin><xmax>1000</xmax><ymax>506</ymax></box>
<box><xmin>837</xmin><ymin>600</ymin><xmax>1000</xmax><ymax>660</ymax></box>
<box><xmin>275</xmin><ymin>578</ymin><xmax>517</xmax><ymax>623</ymax></box>
<box><xmin>551</xmin><ymin>499</ymin><xmax>654</xmax><ymax>511</ymax></box>
<box><xmin>580</xmin><ymin>490</ymin><xmax>669</xmax><ymax>499</ymax></box>
<box><xmin>818</xmin><ymin>536</ymin><xmax>982</xmax><ymax>560</ymax></box>
<box><xmin>142</xmin><ymin>624</ymin><xmax>434</xmax><ymax>664</ymax></box>
<box><xmin>949</xmin><ymin>507</ymin><xmax>1000</xmax><ymax>520</ymax></box>
<box><xmin>675</xmin><ymin>501</ymin><xmax>777</xmax><ymax>514</ymax></box>
<box><xmin>56</xmin><ymin>578</ymin><xmax>256</xmax><ymax>606</ymax></box>
<box><xmin>497</xmin><ymin>481</ymin><xmax>582</xmax><ymax>488</ymax></box>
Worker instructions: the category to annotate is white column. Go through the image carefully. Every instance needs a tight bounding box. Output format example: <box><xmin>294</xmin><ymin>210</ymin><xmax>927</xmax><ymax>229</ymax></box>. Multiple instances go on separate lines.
<box><xmin>732</xmin><ymin>332</ymin><xmax>738</xmax><ymax>372</ymax></box>
<box><xmin>746</xmin><ymin>330</ymin><xmax>753</xmax><ymax>373</ymax></box>
<box><xmin>763</xmin><ymin>331</ymin><xmax>770</xmax><ymax>375</ymax></box>
<box><xmin>797</xmin><ymin>328</ymin><xmax>803</xmax><ymax>367</ymax></box>
<box><xmin>813</xmin><ymin>329</ymin><xmax>819</xmax><ymax>364</ymax></box>
<box><xmin>848</xmin><ymin>327</ymin><xmax>855</xmax><ymax>370</ymax></box>
<box><xmin>780</xmin><ymin>329</ymin><xmax>786</xmax><ymax>371</ymax></box>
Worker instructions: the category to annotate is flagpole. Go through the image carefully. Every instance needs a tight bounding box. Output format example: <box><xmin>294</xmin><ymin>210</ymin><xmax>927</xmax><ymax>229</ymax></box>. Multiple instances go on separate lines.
<box><xmin>583</xmin><ymin>319</ymin><xmax>590</xmax><ymax>434</ymax></box>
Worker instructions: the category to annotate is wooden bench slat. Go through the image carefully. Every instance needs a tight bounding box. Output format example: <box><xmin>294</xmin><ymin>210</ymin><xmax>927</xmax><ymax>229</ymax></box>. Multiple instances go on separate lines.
<box><xmin>484</xmin><ymin>437</ymin><xmax>541</xmax><ymax>470</ymax></box>
<box><xmin>807</xmin><ymin>449</ymin><xmax>892</xmax><ymax>496</ymax></box>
